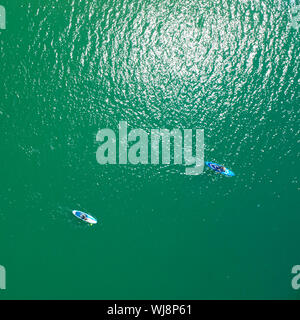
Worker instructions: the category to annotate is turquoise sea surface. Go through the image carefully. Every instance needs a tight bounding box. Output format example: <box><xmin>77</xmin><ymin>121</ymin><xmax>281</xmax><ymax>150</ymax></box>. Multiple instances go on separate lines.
<box><xmin>0</xmin><ymin>0</ymin><xmax>299</xmax><ymax>299</ymax></box>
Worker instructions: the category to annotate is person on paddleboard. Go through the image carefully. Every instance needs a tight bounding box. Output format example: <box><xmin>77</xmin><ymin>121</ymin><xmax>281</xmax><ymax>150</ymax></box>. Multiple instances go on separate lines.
<box><xmin>213</xmin><ymin>164</ymin><xmax>226</xmax><ymax>172</ymax></box>
<box><xmin>80</xmin><ymin>213</ymin><xmax>88</xmax><ymax>221</ymax></box>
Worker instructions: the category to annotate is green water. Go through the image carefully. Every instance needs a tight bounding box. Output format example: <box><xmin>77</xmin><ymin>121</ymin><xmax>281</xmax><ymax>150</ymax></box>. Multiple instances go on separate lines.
<box><xmin>0</xmin><ymin>0</ymin><xmax>299</xmax><ymax>299</ymax></box>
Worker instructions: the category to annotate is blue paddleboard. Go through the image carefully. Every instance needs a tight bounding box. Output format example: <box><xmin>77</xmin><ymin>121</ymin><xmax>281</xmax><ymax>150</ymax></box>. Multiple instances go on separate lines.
<box><xmin>205</xmin><ymin>162</ymin><xmax>235</xmax><ymax>177</ymax></box>
<box><xmin>72</xmin><ymin>210</ymin><xmax>97</xmax><ymax>224</ymax></box>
